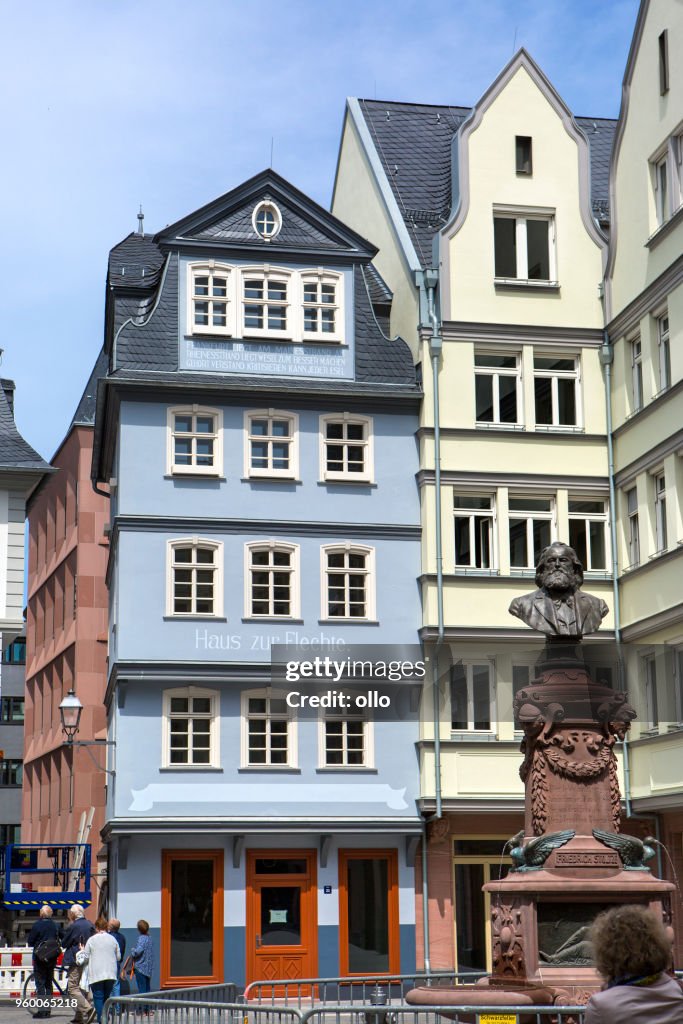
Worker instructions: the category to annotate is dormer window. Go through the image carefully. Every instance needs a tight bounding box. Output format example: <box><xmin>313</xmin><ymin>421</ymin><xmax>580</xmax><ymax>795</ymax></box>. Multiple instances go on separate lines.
<box><xmin>190</xmin><ymin>263</ymin><xmax>232</xmax><ymax>335</ymax></box>
<box><xmin>243</xmin><ymin>269</ymin><xmax>290</xmax><ymax>336</ymax></box>
<box><xmin>253</xmin><ymin>201</ymin><xmax>282</xmax><ymax>240</ymax></box>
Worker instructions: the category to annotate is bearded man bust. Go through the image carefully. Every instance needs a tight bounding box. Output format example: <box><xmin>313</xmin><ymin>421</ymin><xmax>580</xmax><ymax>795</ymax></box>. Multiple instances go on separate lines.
<box><xmin>509</xmin><ymin>541</ymin><xmax>608</xmax><ymax>638</ymax></box>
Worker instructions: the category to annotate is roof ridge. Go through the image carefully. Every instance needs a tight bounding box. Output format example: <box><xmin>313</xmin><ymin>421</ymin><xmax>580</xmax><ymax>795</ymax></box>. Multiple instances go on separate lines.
<box><xmin>358</xmin><ymin>97</ymin><xmax>472</xmax><ymax>113</ymax></box>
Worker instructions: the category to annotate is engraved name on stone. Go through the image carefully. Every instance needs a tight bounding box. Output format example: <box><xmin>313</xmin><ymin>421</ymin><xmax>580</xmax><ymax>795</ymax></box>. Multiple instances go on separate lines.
<box><xmin>555</xmin><ymin>851</ymin><xmax>620</xmax><ymax>867</ymax></box>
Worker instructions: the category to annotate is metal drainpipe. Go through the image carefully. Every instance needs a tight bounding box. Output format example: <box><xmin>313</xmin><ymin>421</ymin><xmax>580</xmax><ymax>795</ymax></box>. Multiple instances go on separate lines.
<box><xmin>600</xmin><ymin>332</ymin><xmax>663</xmax><ymax>877</ymax></box>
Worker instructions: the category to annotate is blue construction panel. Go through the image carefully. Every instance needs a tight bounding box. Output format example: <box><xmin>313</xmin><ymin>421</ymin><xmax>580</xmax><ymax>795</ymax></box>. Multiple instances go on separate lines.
<box><xmin>1</xmin><ymin>844</ymin><xmax>92</xmax><ymax>909</ymax></box>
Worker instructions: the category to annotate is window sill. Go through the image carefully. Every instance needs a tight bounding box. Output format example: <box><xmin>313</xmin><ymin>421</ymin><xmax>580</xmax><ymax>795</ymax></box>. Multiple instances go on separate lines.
<box><xmin>238</xmin><ymin>766</ymin><xmax>301</xmax><ymax>773</ymax></box>
<box><xmin>494</xmin><ymin>278</ymin><xmax>560</xmax><ymax>291</ymax></box>
<box><xmin>318</xmin><ymin>479</ymin><xmax>377</xmax><ymax>487</ymax></box>
<box><xmin>241</xmin><ymin>617</ymin><xmax>304</xmax><ymax>624</ymax></box>
<box><xmin>450</xmin><ymin>732</ymin><xmax>499</xmax><ymax>742</ymax></box>
<box><xmin>318</xmin><ymin>619</ymin><xmax>379</xmax><ymax>626</ymax></box>
<box><xmin>165</xmin><ymin>473</ymin><xmax>225</xmax><ymax>481</ymax></box>
<box><xmin>648</xmin><ymin>547</ymin><xmax>669</xmax><ymax>560</ymax></box>
<box><xmin>160</xmin><ymin>766</ymin><xmax>223</xmax><ymax>773</ymax></box>
<box><xmin>475</xmin><ymin>422</ymin><xmax>525</xmax><ymax>431</ymax></box>
<box><xmin>645</xmin><ymin>203</ymin><xmax>683</xmax><ymax>249</ymax></box>
<box><xmin>533</xmin><ymin>424</ymin><xmax>584</xmax><ymax>434</ymax></box>
<box><xmin>187</xmin><ymin>332</ymin><xmax>234</xmax><ymax>341</ymax></box>
<box><xmin>242</xmin><ymin>476</ymin><xmax>301</xmax><ymax>484</ymax></box>
<box><xmin>316</xmin><ymin>766</ymin><xmax>378</xmax><ymax>774</ymax></box>
<box><xmin>163</xmin><ymin>615</ymin><xmax>228</xmax><ymax>622</ymax></box>
<box><xmin>454</xmin><ymin>568</ymin><xmax>500</xmax><ymax>577</ymax></box>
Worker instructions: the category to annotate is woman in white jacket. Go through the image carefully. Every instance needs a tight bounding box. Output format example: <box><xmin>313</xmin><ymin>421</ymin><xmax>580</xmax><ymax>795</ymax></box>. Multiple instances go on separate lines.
<box><xmin>78</xmin><ymin>917</ymin><xmax>121</xmax><ymax>1023</ymax></box>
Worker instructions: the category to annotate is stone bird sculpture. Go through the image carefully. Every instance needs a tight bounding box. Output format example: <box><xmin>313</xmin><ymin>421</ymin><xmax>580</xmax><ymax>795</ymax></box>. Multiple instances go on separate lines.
<box><xmin>509</xmin><ymin>829</ymin><xmax>576</xmax><ymax>871</ymax></box>
<box><xmin>592</xmin><ymin>829</ymin><xmax>656</xmax><ymax>869</ymax></box>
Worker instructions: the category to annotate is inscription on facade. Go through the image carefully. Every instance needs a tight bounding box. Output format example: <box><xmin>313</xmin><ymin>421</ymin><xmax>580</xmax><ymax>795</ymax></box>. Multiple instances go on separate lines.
<box><xmin>180</xmin><ymin>338</ymin><xmax>352</xmax><ymax>378</ymax></box>
<box><xmin>555</xmin><ymin>852</ymin><xmax>620</xmax><ymax>867</ymax></box>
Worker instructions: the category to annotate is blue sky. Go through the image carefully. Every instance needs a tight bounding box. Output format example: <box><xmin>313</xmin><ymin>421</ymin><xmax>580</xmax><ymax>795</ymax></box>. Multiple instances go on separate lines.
<box><xmin>1</xmin><ymin>0</ymin><xmax>640</xmax><ymax>459</ymax></box>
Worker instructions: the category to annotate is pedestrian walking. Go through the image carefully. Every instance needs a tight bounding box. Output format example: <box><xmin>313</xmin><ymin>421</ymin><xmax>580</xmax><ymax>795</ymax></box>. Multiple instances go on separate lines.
<box><xmin>123</xmin><ymin>920</ymin><xmax>154</xmax><ymax>994</ymax></box>
<box><xmin>78</xmin><ymin>917</ymin><xmax>121</xmax><ymax>1023</ymax></box>
<box><xmin>585</xmin><ymin>904</ymin><xmax>683</xmax><ymax>1023</ymax></box>
<box><xmin>107</xmin><ymin>920</ymin><xmax>126</xmax><ymax>1001</ymax></box>
<box><xmin>27</xmin><ymin>905</ymin><xmax>62</xmax><ymax>1019</ymax></box>
<box><xmin>61</xmin><ymin>905</ymin><xmax>96</xmax><ymax>1024</ymax></box>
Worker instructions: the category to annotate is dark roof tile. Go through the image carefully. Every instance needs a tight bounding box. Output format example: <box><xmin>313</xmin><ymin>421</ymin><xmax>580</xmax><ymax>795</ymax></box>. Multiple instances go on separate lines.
<box><xmin>357</xmin><ymin>98</ymin><xmax>616</xmax><ymax>267</ymax></box>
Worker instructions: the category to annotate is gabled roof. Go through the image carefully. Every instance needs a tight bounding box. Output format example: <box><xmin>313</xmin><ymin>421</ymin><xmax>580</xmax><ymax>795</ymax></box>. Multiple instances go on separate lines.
<box><xmin>0</xmin><ymin>381</ymin><xmax>50</xmax><ymax>473</ymax></box>
<box><xmin>154</xmin><ymin>167</ymin><xmax>378</xmax><ymax>260</ymax></box>
<box><xmin>348</xmin><ymin>86</ymin><xmax>616</xmax><ymax>270</ymax></box>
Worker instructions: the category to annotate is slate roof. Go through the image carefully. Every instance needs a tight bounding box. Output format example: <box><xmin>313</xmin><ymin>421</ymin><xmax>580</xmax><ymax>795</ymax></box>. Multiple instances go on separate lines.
<box><xmin>112</xmin><ymin>256</ymin><xmax>416</xmax><ymax>388</ymax></box>
<box><xmin>108</xmin><ymin>233</ymin><xmax>166</xmax><ymax>290</ymax></box>
<box><xmin>0</xmin><ymin>380</ymin><xmax>50</xmax><ymax>472</ymax></box>
<box><xmin>356</xmin><ymin>98</ymin><xmax>617</xmax><ymax>268</ymax></box>
<box><xmin>70</xmin><ymin>348</ymin><xmax>110</xmax><ymax>428</ymax></box>
<box><xmin>192</xmin><ymin>194</ymin><xmax>345</xmax><ymax>250</ymax></box>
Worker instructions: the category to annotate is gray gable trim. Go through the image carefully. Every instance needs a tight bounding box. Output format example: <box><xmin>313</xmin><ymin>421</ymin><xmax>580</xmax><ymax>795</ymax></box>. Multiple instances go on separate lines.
<box><xmin>102</xmin><ymin>817</ymin><xmax>422</xmax><ymax>838</ymax></box>
<box><xmin>613</xmin><ymin>421</ymin><xmax>683</xmax><ymax>488</ymax></box>
<box><xmin>417</xmin><ymin>469</ymin><xmax>609</xmax><ymax>490</ymax></box>
<box><xmin>603</xmin><ymin>0</ymin><xmax>649</xmax><ymax>320</ymax></box>
<box><xmin>607</xmin><ymin>252</ymin><xmax>683</xmax><ymax>341</ymax></box>
<box><xmin>442</xmin><ymin>321</ymin><xmax>604</xmax><ymax>347</ymax></box>
<box><xmin>155</xmin><ymin>167</ymin><xmax>377</xmax><ymax>261</ymax></box>
<box><xmin>440</xmin><ymin>49</ymin><xmax>607</xmax><ymax>319</ymax></box>
<box><xmin>343</xmin><ymin>99</ymin><xmax>422</xmax><ymax>274</ymax></box>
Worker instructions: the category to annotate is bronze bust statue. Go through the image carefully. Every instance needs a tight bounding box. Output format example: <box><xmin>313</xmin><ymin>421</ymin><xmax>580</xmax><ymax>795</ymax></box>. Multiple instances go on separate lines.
<box><xmin>509</xmin><ymin>541</ymin><xmax>608</xmax><ymax>638</ymax></box>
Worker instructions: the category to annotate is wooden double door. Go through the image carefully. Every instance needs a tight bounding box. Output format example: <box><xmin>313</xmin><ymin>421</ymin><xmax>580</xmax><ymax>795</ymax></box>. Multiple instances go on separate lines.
<box><xmin>246</xmin><ymin>849</ymin><xmax>317</xmax><ymax>987</ymax></box>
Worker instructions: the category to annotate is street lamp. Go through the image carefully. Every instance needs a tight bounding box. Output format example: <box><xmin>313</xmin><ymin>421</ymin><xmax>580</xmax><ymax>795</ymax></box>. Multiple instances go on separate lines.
<box><xmin>58</xmin><ymin>689</ymin><xmax>115</xmax><ymax>774</ymax></box>
<box><xmin>59</xmin><ymin>689</ymin><xmax>83</xmax><ymax>743</ymax></box>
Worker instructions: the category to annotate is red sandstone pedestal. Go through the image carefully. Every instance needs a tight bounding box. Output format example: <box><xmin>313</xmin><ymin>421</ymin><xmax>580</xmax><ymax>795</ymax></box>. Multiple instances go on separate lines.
<box><xmin>407</xmin><ymin>649</ymin><xmax>676</xmax><ymax>1014</ymax></box>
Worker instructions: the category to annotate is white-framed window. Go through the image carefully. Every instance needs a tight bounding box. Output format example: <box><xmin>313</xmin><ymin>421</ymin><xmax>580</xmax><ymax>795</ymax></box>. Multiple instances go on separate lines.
<box><xmin>493</xmin><ymin>210</ymin><xmax>556</xmax><ymax>283</ymax></box>
<box><xmin>657</xmin><ymin>313</ymin><xmax>671</xmax><ymax>391</ymax></box>
<box><xmin>244</xmin><ymin>541</ymin><xmax>300</xmax><ymax>619</ymax></box>
<box><xmin>474</xmin><ymin>352</ymin><xmax>521</xmax><ymax>426</ymax></box>
<box><xmin>654</xmin><ymin>153</ymin><xmax>669</xmax><ymax>226</ymax></box>
<box><xmin>188</xmin><ymin>263</ymin><xmax>232</xmax><ymax>335</ymax></box>
<box><xmin>320</xmin><ymin>414</ymin><xmax>374</xmax><ymax>482</ymax></box>
<box><xmin>533</xmin><ymin>355</ymin><xmax>579</xmax><ymax>428</ymax></box>
<box><xmin>626</xmin><ymin>487</ymin><xmax>640</xmax><ymax>568</ymax></box>
<box><xmin>643</xmin><ymin>654</ymin><xmax>659</xmax><ymax>730</ymax></box>
<box><xmin>167</xmin><ymin>406</ymin><xmax>222</xmax><ymax>476</ymax></box>
<box><xmin>451</xmin><ymin>661</ymin><xmax>495</xmax><ymax>732</ymax></box>
<box><xmin>509</xmin><ymin>495</ymin><xmax>554</xmax><ymax>570</ymax></box>
<box><xmin>302</xmin><ymin>271</ymin><xmax>343</xmax><ymax>341</ymax></box>
<box><xmin>676</xmin><ymin>134</ymin><xmax>683</xmax><ymax>212</ymax></box>
<box><xmin>242</xmin><ymin>267</ymin><xmax>291</xmax><ymax>337</ymax></box>
<box><xmin>162</xmin><ymin>687</ymin><xmax>219</xmax><ymax>768</ymax></box>
<box><xmin>167</xmin><ymin>539</ymin><xmax>223</xmax><ymax>617</ymax></box>
<box><xmin>319</xmin><ymin>704</ymin><xmax>373</xmax><ymax>768</ymax></box>
<box><xmin>241</xmin><ymin>689</ymin><xmax>296</xmax><ymax>768</ymax></box>
<box><xmin>568</xmin><ymin>498</ymin><xmax>608</xmax><ymax>572</ymax></box>
<box><xmin>244</xmin><ymin>410</ymin><xmax>298</xmax><ymax>479</ymax></box>
<box><xmin>321</xmin><ymin>544</ymin><xmax>376</xmax><ymax>620</ymax></box>
<box><xmin>631</xmin><ymin>337</ymin><xmax>643</xmax><ymax>411</ymax></box>
<box><xmin>454</xmin><ymin>494</ymin><xmax>496</xmax><ymax>570</ymax></box>
<box><xmin>673</xmin><ymin>646</ymin><xmax>683</xmax><ymax>725</ymax></box>
<box><xmin>252</xmin><ymin>200</ymin><xmax>282</xmax><ymax>241</ymax></box>
<box><xmin>654</xmin><ymin>472</ymin><xmax>668</xmax><ymax>552</ymax></box>
<box><xmin>515</xmin><ymin>136</ymin><xmax>532</xmax><ymax>176</ymax></box>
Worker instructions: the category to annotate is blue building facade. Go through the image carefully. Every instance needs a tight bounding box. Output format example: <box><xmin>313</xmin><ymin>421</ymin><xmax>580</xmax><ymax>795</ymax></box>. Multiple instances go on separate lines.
<box><xmin>93</xmin><ymin>171</ymin><xmax>422</xmax><ymax>988</ymax></box>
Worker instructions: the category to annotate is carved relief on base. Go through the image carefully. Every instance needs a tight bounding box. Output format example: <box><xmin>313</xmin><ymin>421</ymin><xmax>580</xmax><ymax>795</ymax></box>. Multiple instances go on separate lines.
<box><xmin>491</xmin><ymin>898</ymin><xmax>526</xmax><ymax>979</ymax></box>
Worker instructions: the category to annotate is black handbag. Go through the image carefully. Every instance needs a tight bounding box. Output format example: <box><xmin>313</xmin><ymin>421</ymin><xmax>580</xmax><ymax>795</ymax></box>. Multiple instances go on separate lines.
<box><xmin>35</xmin><ymin>937</ymin><xmax>61</xmax><ymax>962</ymax></box>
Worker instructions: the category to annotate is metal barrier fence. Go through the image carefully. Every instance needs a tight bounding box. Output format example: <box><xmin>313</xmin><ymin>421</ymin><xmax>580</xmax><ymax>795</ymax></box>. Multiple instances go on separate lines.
<box><xmin>244</xmin><ymin>973</ymin><xmax>487</xmax><ymax>1007</ymax></box>
<box><xmin>103</xmin><ymin>996</ymin><xmax>586</xmax><ymax>1024</ymax></box>
<box><xmin>299</xmin><ymin>1007</ymin><xmax>585</xmax><ymax>1024</ymax></box>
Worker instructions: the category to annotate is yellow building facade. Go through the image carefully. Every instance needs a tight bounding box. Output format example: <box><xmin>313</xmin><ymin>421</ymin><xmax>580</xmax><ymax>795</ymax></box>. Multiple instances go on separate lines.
<box><xmin>333</xmin><ymin>0</ymin><xmax>683</xmax><ymax>975</ymax></box>
<box><xmin>605</xmin><ymin>0</ymin><xmax>683</xmax><ymax>965</ymax></box>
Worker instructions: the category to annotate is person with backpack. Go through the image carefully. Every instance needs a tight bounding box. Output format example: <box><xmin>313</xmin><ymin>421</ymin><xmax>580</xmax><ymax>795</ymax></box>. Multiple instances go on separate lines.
<box><xmin>27</xmin><ymin>905</ymin><xmax>62</xmax><ymax>1019</ymax></box>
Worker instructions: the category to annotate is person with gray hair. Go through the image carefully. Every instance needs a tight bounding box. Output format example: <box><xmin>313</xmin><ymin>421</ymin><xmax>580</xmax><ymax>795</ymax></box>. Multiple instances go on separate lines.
<box><xmin>27</xmin><ymin>905</ymin><xmax>62</xmax><ymax>1018</ymax></box>
<box><xmin>62</xmin><ymin>905</ymin><xmax>96</xmax><ymax>1024</ymax></box>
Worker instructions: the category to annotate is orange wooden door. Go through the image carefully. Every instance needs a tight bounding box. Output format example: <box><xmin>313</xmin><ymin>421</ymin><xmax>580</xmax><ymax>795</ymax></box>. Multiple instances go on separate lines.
<box><xmin>246</xmin><ymin>850</ymin><xmax>317</xmax><ymax>993</ymax></box>
<box><xmin>160</xmin><ymin>849</ymin><xmax>224</xmax><ymax>988</ymax></box>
